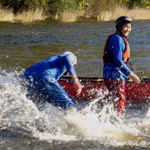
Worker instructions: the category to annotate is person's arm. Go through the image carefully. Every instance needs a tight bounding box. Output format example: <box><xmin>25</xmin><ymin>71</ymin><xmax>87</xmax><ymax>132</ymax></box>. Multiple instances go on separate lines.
<box><xmin>129</xmin><ymin>72</ymin><xmax>140</xmax><ymax>84</ymax></box>
<box><xmin>71</xmin><ymin>74</ymin><xmax>82</xmax><ymax>96</ymax></box>
<box><xmin>62</xmin><ymin>55</ymin><xmax>82</xmax><ymax>95</ymax></box>
<box><xmin>110</xmin><ymin>36</ymin><xmax>131</xmax><ymax>74</ymax></box>
<box><xmin>110</xmin><ymin>35</ymin><xmax>131</xmax><ymax>76</ymax></box>
<box><xmin>110</xmin><ymin>36</ymin><xmax>140</xmax><ymax>83</ymax></box>
<box><xmin>61</xmin><ymin>55</ymin><xmax>76</xmax><ymax>75</ymax></box>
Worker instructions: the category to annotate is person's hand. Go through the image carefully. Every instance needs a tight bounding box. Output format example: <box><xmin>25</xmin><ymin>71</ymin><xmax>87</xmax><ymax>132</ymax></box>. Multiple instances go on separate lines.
<box><xmin>71</xmin><ymin>74</ymin><xmax>82</xmax><ymax>95</ymax></box>
<box><xmin>73</xmin><ymin>80</ymin><xmax>82</xmax><ymax>96</ymax></box>
<box><xmin>129</xmin><ymin>72</ymin><xmax>140</xmax><ymax>84</ymax></box>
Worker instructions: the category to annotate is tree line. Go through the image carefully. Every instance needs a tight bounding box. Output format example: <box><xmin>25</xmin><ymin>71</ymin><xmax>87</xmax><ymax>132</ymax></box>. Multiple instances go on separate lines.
<box><xmin>0</xmin><ymin>0</ymin><xmax>150</xmax><ymax>15</ymax></box>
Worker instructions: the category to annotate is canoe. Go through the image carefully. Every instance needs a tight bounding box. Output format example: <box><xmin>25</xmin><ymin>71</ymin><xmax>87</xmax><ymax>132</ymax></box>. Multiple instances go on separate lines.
<box><xmin>59</xmin><ymin>76</ymin><xmax>150</xmax><ymax>104</ymax></box>
<box><xmin>1</xmin><ymin>72</ymin><xmax>150</xmax><ymax>104</ymax></box>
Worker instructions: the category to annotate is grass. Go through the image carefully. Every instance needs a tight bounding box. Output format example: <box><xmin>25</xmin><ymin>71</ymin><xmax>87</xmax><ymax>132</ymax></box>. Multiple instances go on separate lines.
<box><xmin>97</xmin><ymin>5</ymin><xmax>150</xmax><ymax>21</ymax></box>
<box><xmin>0</xmin><ymin>0</ymin><xmax>150</xmax><ymax>22</ymax></box>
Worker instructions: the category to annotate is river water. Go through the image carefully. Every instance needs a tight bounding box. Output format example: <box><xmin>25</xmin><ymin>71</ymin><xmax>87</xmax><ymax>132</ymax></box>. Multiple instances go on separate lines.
<box><xmin>0</xmin><ymin>18</ymin><xmax>150</xmax><ymax>149</ymax></box>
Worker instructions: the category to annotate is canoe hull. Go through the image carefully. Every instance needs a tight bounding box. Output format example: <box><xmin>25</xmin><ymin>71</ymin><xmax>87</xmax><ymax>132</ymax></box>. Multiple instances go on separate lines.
<box><xmin>1</xmin><ymin>74</ymin><xmax>149</xmax><ymax>104</ymax></box>
<box><xmin>59</xmin><ymin>76</ymin><xmax>150</xmax><ymax>104</ymax></box>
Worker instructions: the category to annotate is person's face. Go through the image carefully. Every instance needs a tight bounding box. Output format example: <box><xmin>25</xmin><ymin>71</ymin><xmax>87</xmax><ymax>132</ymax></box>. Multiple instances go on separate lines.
<box><xmin>121</xmin><ymin>22</ymin><xmax>132</xmax><ymax>37</ymax></box>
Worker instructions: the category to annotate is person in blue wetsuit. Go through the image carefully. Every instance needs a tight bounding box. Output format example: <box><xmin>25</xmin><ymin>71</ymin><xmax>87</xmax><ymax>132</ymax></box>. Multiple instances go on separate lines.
<box><xmin>24</xmin><ymin>51</ymin><xmax>82</xmax><ymax>110</ymax></box>
<box><xmin>103</xmin><ymin>16</ymin><xmax>141</xmax><ymax>114</ymax></box>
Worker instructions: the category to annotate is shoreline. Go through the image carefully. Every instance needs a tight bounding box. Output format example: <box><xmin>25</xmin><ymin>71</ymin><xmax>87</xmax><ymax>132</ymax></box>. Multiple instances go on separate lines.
<box><xmin>0</xmin><ymin>6</ymin><xmax>150</xmax><ymax>23</ymax></box>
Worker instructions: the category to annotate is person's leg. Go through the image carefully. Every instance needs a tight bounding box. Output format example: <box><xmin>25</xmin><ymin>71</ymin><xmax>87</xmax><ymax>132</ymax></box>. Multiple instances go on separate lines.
<box><xmin>24</xmin><ymin>79</ymin><xmax>46</xmax><ymax>109</ymax></box>
<box><xmin>24</xmin><ymin>78</ymin><xmax>75</xmax><ymax>109</ymax></box>
<box><xmin>43</xmin><ymin>78</ymin><xmax>75</xmax><ymax>109</ymax></box>
<box><xmin>103</xmin><ymin>77</ymin><xmax>127</xmax><ymax>114</ymax></box>
<box><xmin>116</xmin><ymin>80</ymin><xmax>126</xmax><ymax>114</ymax></box>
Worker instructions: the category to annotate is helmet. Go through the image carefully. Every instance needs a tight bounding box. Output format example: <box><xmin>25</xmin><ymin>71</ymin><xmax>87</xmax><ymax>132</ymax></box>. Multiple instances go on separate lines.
<box><xmin>115</xmin><ymin>16</ymin><xmax>132</xmax><ymax>32</ymax></box>
<box><xmin>61</xmin><ymin>51</ymin><xmax>77</xmax><ymax>65</ymax></box>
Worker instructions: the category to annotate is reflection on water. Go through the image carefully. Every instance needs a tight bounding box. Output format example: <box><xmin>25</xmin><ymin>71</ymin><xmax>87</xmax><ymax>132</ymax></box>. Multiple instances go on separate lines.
<box><xmin>0</xmin><ymin>18</ymin><xmax>150</xmax><ymax>149</ymax></box>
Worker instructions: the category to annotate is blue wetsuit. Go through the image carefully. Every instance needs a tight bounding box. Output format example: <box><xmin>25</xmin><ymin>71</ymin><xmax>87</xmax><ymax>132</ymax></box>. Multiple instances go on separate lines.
<box><xmin>24</xmin><ymin>55</ymin><xmax>76</xmax><ymax>109</ymax></box>
<box><xmin>103</xmin><ymin>33</ymin><xmax>132</xmax><ymax>114</ymax></box>
<box><xmin>103</xmin><ymin>34</ymin><xmax>132</xmax><ymax>81</ymax></box>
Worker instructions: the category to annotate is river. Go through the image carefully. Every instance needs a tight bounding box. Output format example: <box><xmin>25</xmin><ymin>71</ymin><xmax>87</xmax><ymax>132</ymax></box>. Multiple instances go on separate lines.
<box><xmin>0</xmin><ymin>18</ymin><xmax>150</xmax><ymax>149</ymax></box>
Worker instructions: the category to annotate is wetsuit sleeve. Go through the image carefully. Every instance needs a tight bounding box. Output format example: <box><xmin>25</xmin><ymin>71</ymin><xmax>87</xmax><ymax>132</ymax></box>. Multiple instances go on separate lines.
<box><xmin>61</xmin><ymin>55</ymin><xmax>76</xmax><ymax>75</ymax></box>
<box><xmin>109</xmin><ymin>35</ymin><xmax>132</xmax><ymax>76</ymax></box>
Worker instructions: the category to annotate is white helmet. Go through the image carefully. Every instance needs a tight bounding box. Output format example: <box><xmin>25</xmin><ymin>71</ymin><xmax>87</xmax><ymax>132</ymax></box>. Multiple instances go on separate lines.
<box><xmin>61</xmin><ymin>51</ymin><xmax>77</xmax><ymax>65</ymax></box>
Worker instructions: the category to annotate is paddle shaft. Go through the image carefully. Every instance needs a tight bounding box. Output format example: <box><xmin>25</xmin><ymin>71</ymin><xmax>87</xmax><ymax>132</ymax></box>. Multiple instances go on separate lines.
<box><xmin>129</xmin><ymin>61</ymin><xmax>134</xmax><ymax>71</ymax></box>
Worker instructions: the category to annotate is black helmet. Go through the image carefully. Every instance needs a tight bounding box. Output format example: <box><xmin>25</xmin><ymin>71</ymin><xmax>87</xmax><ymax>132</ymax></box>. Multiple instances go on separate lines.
<box><xmin>115</xmin><ymin>16</ymin><xmax>132</xmax><ymax>32</ymax></box>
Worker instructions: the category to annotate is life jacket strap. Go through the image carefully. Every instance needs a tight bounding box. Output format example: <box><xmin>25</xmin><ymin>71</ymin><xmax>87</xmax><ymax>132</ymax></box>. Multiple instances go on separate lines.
<box><xmin>123</xmin><ymin>57</ymin><xmax>130</xmax><ymax>63</ymax></box>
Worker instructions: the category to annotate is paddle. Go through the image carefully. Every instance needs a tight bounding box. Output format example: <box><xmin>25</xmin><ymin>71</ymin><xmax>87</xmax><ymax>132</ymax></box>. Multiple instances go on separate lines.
<box><xmin>129</xmin><ymin>61</ymin><xmax>134</xmax><ymax>71</ymax></box>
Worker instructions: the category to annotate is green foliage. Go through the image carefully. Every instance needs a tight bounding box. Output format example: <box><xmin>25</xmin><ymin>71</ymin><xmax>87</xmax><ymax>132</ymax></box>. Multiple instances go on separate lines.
<box><xmin>54</xmin><ymin>0</ymin><xmax>77</xmax><ymax>12</ymax></box>
<box><xmin>0</xmin><ymin>0</ymin><xmax>48</xmax><ymax>13</ymax></box>
<box><xmin>77</xmin><ymin>0</ymin><xmax>90</xmax><ymax>8</ymax></box>
<box><xmin>122</xmin><ymin>0</ymin><xmax>150</xmax><ymax>8</ymax></box>
<box><xmin>0</xmin><ymin>0</ymin><xmax>150</xmax><ymax>15</ymax></box>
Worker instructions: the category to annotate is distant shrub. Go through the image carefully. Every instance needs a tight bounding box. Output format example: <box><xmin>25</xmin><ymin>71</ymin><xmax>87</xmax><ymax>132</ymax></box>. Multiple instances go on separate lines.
<box><xmin>0</xmin><ymin>0</ymin><xmax>149</xmax><ymax>16</ymax></box>
<box><xmin>0</xmin><ymin>0</ymin><xmax>48</xmax><ymax>14</ymax></box>
<box><xmin>47</xmin><ymin>0</ymin><xmax>77</xmax><ymax>13</ymax></box>
<box><xmin>122</xmin><ymin>0</ymin><xmax>150</xmax><ymax>8</ymax></box>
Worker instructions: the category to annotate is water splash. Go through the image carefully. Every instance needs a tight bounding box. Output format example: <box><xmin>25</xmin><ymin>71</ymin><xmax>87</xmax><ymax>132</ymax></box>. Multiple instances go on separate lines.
<box><xmin>0</xmin><ymin>71</ymin><xmax>150</xmax><ymax>148</ymax></box>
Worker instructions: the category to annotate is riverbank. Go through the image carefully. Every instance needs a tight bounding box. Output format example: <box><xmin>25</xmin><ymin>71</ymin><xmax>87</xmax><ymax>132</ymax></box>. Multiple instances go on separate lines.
<box><xmin>0</xmin><ymin>5</ymin><xmax>150</xmax><ymax>23</ymax></box>
<box><xmin>0</xmin><ymin>8</ymin><xmax>45</xmax><ymax>22</ymax></box>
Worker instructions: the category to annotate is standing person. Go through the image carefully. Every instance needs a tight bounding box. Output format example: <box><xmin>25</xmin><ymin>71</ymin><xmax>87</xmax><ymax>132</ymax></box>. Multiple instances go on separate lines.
<box><xmin>24</xmin><ymin>51</ymin><xmax>82</xmax><ymax>110</ymax></box>
<box><xmin>103</xmin><ymin>16</ymin><xmax>140</xmax><ymax>114</ymax></box>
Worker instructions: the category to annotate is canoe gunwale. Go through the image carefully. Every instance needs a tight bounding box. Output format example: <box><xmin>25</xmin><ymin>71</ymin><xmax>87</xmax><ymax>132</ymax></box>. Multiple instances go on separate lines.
<box><xmin>59</xmin><ymin>76</ymin><xmax>150</xmax><ymax>83</ymax></box>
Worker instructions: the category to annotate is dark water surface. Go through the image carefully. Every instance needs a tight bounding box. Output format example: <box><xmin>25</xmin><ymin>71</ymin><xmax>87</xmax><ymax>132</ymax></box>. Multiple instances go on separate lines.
<box><xmin>0</xmin><ymin>18</ymin><xmax>150</xmax><ymax>149</ymax></box>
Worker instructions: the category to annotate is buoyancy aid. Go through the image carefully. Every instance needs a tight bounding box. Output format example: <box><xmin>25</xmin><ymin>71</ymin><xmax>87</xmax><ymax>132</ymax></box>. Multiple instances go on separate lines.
<box><xmin>103</xmin><ymin>33</ymin><xmax>130</xmax><ymax>64</ymax></box>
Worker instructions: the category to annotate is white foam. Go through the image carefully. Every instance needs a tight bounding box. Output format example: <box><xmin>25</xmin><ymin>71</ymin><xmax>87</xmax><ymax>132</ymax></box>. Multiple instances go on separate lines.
<box><xmin>0</xmin><ymin>72</ymin><xmax>150</xmax><ymax>147</ymax></box>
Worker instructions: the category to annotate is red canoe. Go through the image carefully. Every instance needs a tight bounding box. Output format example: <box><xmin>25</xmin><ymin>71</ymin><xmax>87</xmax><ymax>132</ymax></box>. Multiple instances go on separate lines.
<box><xmin>1</xmin><ymin>73</ymin><xmax>149</xmax><ymax>104</ymax></box>
<box><xmin>59</xmin><ymin>76</ymin><xmax>150</xmax><ymax>104</ymax></box>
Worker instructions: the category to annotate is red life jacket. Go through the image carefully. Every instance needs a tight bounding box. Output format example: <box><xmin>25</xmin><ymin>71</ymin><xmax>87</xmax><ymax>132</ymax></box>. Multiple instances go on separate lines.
<box><xmin>103</xmin><ymin>33</ymin><xmax>130</xmax><ymax>64</ymax></box>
